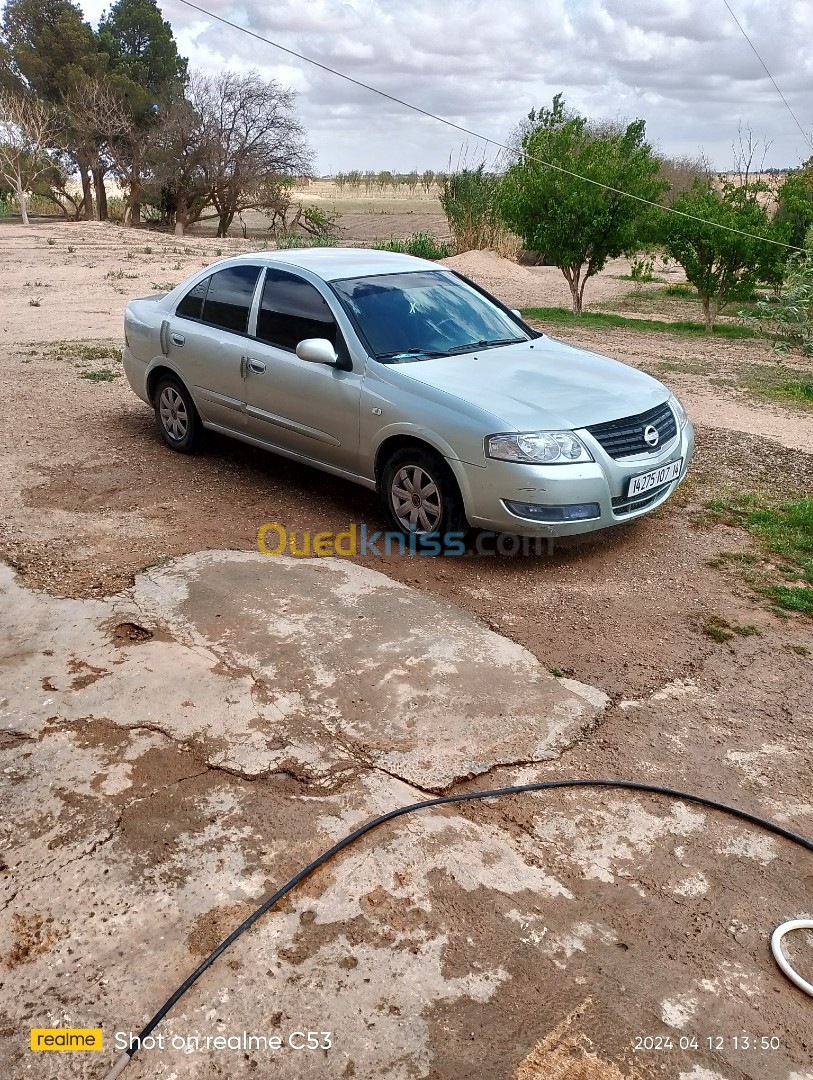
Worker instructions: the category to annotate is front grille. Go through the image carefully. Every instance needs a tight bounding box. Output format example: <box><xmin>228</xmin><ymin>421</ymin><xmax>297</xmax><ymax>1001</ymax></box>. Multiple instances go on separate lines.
<box><xmin>587</xmin><ymin>402</ymin><xmax>677</xmax><ymax>460</ymax></box>
<box><xmin>612</xmin><ymin>484</ymin><xmax>671</xmax><ymax>516</ymax></box>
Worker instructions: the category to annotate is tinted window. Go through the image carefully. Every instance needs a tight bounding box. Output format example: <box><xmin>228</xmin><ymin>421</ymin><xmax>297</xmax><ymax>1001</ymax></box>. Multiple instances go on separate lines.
<box><xmin>201</xmin><ymin>266</ymin><xmax>261</xmax><ymax>334</ymax></box>
<box><xmin>257</xmin><ymin>268</ymin><xmax>337</xmax><ymax>350</ymax></box>
<box><xmin>176</xmin><ymin>277</ymin><xmax>209</xmax><ymax>321</ymax></box>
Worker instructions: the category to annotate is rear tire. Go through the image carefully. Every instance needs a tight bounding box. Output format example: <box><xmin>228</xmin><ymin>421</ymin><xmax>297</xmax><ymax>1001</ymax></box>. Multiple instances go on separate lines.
<box><xmin>153</xmin><ymin>374</ymin><xmax>203</xmax><ymax>453</ymax></box>
<box><xmin>380</xmin><ymin>446</ymin><xmax>466</xmax><ymax>541</ymax></box>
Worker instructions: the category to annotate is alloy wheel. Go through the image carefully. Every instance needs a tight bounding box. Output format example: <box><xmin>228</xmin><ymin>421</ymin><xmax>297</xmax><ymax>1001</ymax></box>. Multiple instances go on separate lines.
<box><xmin>159</xmin><ymin>386</ymin><xmax>189</xmax><ymax>441</ymax></box>
<box><xmin>390</xmin><ymin>464</ymin><xmax>443</xmax><ymax>533</ymax></box>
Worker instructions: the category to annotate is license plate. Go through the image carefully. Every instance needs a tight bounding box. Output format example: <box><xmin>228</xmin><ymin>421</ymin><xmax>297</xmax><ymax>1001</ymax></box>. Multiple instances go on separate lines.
<box><xmin>627</xmin><ymin>458</ymin><xmax>683</xmax><ymax>498</ymax></box>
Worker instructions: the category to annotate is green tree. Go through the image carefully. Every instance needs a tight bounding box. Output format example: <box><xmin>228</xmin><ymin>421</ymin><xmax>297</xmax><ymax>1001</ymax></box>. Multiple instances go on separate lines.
<box><xmin>0</xmin><ymin>0</ymin><xmax>107</xmax><ymax>217</ymax></box>
<box><xmin>497</xmin><ymin>95</ymin><xmax>666</xmax><ymax>313</ymax></box>
<box><xmin>775</xmin><ymin>167</ymin><xmax>813</xmax><ymax>250</ymax></box>
<box><xmin>98</xmin><ymin>0</ymin><xmax>187</xmax><ymax>224</ymax></box>
<box><xmin>658</xmin><ymin>181</ymin><xmax>784</xmax><ymax>330</ymax></box>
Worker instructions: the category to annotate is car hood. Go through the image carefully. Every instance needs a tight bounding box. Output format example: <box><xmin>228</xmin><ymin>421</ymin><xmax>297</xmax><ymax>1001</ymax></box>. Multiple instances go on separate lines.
<box><xmin>395</xmin><ymin>335</ymin><xmax>669</xmax><ymax>430</ymax></box>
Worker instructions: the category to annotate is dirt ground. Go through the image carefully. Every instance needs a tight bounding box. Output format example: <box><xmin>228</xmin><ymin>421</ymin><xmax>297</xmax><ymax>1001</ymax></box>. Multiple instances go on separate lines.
<box><xmin>1</xmin><ymin>219</ymin><xmax>812</xmax><ymax>1080</ymax></box>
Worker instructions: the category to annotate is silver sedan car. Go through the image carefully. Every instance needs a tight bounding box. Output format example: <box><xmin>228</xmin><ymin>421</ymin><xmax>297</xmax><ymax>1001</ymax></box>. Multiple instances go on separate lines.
<box><xmin>123</xmin><ymin>248</ymin><xmax>694</xmax><ymax>540</ymax></box>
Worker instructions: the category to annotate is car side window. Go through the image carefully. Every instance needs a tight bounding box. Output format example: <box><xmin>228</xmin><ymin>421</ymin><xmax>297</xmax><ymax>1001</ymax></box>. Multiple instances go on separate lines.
<box><xmin>257</xmin><ymin>268</ymin><xmax>338</xmax><ymax>351</ymax></box>
<box><xmin>200</xmin><ymin>265</ymin><xmax>262</xmax><ymax>334</ymax></box>
<box><xmin>176</xmin><ymin>277</ymin><xmax>209</xmax><ymax>321</ymax></box>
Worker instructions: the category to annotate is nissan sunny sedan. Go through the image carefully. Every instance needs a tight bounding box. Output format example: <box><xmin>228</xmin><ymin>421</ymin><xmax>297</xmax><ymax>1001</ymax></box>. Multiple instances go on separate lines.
<box><xmin>122</xmin><ymin>248</ymin><xmax>694</xmax><ymax>540</ymax></box>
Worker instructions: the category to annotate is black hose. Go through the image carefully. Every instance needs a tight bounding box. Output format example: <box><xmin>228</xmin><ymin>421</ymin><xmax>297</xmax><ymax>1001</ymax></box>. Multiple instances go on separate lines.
<box><xmin>106</xmin><ymin>778</ymin><xmax>813</xmax><ymax>1077</ymax></box>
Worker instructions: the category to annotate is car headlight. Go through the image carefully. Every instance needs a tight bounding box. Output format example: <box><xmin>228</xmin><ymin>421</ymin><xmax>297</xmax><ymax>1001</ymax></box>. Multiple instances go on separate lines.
<box><xmin>669</xmin><ymin>393</ymin><xmax>688</xmax><ymax>429</ymax></box>
<box><xmin>485</xmin><ymin>431</ymin><xmax>593</xmax><ymax>464</ymax></box>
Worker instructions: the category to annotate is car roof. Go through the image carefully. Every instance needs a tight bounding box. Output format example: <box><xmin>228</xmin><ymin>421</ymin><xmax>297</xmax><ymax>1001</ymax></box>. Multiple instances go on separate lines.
<box><xmin>229</xmin><ymin>246</ymin><xmax>444</xmax><ymax>281</ymax></box>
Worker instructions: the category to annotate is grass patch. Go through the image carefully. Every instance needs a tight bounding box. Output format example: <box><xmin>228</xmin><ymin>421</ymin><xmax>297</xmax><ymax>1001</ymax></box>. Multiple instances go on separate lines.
<box><xmin>705</xmin><ymin>494</ymin><xmax>813</xmax><ymax>616</ymax></box>
<box><xmin>80</xmin><ymin>368</ymin><xmax>118</xmax><ymax>382</ymax></box>
<box><xmin>739</xmin><ymin>366</ymin><xmax>813</xmax><ymax>410</ymax></box>
<box><xmin>701</xmin><ymin>615</ymin><xmax>759</xmax><ymax>643</ymax></box>
<box><xmin>521</xmin><ymin>306</ymin><xmax>757</xmax><ymax>339</ymax></box>
<box><xmin>150</xmin><ymin>281</ymin><xmax>178</xmax><ymax>293</ymax></box>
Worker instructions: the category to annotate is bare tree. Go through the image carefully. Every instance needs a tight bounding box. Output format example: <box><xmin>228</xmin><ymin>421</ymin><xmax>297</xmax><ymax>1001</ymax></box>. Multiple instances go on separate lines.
<box><xmin>657</xmin><ymin>153</ymin><xmax>713</xmax><ymax>204</ymax></box>
<box><xmin>192</xmin><ymin>70</ymin><xmax>312</xmax><ymax>237</ymax></box>
<box><xmin>151</xmin><ymin>85</ymin><xmax>210</xmax><ymax>235</ymax></box>
<box><xmin>0</xmin><ymin>90</ymin><xmax>59</xmax><ymax>224</ymax></box>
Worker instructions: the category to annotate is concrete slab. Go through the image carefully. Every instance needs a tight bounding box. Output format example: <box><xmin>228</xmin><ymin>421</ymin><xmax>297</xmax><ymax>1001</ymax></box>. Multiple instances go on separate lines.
<box><xmin>1</xmin><ymin>552</ymin><xmax>608</xmax><ymax>793</ymax></box>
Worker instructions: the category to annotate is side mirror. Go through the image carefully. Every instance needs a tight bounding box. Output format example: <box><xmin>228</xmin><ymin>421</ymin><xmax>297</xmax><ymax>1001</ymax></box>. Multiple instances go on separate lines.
<box><xmin>510</xmin><ymin>308</ymin><xmax>523</xmax><ymax>319</ymax></box>
<box><xmin>296</xmin><ymin>338</ymin><xmax>338</xmax><ymax>365</ymax></box>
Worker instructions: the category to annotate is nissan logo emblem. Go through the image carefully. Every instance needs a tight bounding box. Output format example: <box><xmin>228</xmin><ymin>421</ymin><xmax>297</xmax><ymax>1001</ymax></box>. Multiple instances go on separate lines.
<box><xmin>643</xmin><ymin>424</ymin><xmax>660</xmax><ymax>447</ymax></box>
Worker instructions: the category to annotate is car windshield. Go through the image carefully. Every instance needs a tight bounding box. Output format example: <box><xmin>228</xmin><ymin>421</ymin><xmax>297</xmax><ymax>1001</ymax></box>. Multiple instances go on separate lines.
<box><xmin>330</xmin><ymin>270</ymin><xmax>531</xmax><ymax>362</ymax></box>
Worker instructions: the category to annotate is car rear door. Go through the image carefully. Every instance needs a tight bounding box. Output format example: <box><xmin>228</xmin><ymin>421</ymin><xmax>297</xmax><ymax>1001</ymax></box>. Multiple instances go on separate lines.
<box><xmin>168</xmin><ymin>264</ymin><xmax>262</xmax><ymax>432</ymax></box>
<box><xmin>242</xmin><ymin>267</ymin><xmax>363</xmax><ymax>474</ymax></box>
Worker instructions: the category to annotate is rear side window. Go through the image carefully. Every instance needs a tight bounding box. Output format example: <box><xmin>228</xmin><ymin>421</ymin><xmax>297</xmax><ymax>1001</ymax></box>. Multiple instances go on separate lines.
<box><xmin>257</xmin><ymin>268</ymin><xmax>337</xmax><ymax>350</ymax></box>
<box><xmin>202</xmin><ymin>266</ymin><xmax>261</xmax><ymax>334</ymax></box>
<box><xmin>176</xmin><ymin>277</ymin><xmax>209</xmax><ymax>320</ymax></box>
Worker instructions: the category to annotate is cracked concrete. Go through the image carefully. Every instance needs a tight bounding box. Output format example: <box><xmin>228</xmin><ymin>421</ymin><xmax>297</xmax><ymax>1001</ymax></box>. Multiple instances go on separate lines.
<box><xmin>1</xmin><ymin>552</ymin><xmax>811</xmax><ymax>1080</ymax></box>
<box><xmin>1</xmin><ymin>552</ymin><xmax>608</xmax><ymax>794</ymax></box>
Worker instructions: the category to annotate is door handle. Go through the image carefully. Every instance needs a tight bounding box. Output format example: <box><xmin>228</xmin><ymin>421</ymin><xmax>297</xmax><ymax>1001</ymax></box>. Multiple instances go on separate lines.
<box><xmin>247</xmin><ymin>358</ymin><xmax>266</xmax><ymax>374</ymax></box>
<box><xmin>171</xmin><ymin>333</ymin><xmax>185</xmax><ymax>347</ymax></box>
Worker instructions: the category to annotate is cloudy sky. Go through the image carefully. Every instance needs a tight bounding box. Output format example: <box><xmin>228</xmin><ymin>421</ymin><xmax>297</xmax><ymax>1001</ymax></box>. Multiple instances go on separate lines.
<box><xmin>78</xmin><ymin>0</ymin><xmax>812</xmax><ymax>173</ymax></box>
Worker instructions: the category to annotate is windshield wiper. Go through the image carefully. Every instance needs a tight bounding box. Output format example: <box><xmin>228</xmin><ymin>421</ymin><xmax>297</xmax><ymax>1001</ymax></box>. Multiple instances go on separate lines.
<box><xmin>376</xmin><ymin>338</ymin><xmax>526</xmax><ymax>362</ymax></box>
<box><xmin>376</xmin><ymin>348</ymin><xmax>435</xmax><ymax>361</ymax></box>
<box><xmin>440</xmin><ymin>337</ymin><xmax>527</xmax><ymax>355</ymax></box>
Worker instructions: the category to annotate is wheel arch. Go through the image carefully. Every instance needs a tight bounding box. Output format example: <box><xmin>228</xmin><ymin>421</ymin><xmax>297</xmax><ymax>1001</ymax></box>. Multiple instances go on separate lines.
<box><xmin>373</xmin><ymin>433</ymin><xmax>475</xmax><ymax>518</ymax></box>
<box><xmin>146</xmin><ymin>363</ymin><xmax>189</xmax><ymax>404</ymax></box>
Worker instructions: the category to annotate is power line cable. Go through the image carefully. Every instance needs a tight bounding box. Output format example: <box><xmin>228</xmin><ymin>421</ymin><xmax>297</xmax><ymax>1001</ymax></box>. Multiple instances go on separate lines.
<box><xmin>174</xmin><ymin>0</ymin><xmax>803</xmax><ymax>252</ymax></box>
<box><xmin>720</xmin><ymin>0</ymin><xmax>813</xmax><ymax>153</ymax></box>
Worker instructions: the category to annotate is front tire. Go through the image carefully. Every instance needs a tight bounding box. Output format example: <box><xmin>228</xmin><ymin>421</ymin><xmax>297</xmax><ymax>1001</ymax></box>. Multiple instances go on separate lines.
<box><xmin>154</xmin><ymin>375</ymin><xmax>203</xmax><ymax>453</ymax></box>
<box><xmin>381</xmin><ymin>446</ymin><xmax>466</xmax><ymax>540</ymax></box>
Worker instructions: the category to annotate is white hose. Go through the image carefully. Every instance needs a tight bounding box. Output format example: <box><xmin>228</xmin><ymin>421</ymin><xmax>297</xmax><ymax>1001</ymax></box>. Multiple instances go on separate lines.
<box><xmin>103</xmin><ymin>1052</ymin><xmax>131</xmax><ymax>1080</ymax></box>
<box><xmin>771</xmin><ymin>919</ymin><xmax>813</xmax><ymax>998</ymax></box>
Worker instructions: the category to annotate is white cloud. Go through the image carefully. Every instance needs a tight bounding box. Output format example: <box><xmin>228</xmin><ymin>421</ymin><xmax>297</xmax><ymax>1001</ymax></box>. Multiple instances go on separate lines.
<box><xmin>77</xmin><ymin>0</ymin><xmax>813</xmax><ymax>171</ymax></box>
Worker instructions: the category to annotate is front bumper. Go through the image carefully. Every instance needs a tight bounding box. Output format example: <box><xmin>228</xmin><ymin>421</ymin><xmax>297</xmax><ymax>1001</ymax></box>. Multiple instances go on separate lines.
<box><xmin>453</xmin><ymin>420</ymin><xmax>695</xmax><ymax>537</ymax></box>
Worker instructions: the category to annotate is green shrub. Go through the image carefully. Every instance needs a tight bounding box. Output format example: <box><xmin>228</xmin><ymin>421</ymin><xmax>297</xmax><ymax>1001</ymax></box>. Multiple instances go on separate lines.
<box><xmin>628</xmin><ymin>253</ymin><xmax>656</xmax><ymax>282</ymax></box>
<box><xmin>106</xmin><ymin>197</ymin><xmax>127</xmax><ymax>223</ymax></box>
<box><xmin>372</xmin><ymin>232</ymin><xmax>452</xmax><ymax>260</ymax></box>
<box><xmin>440</xmin><ymin>166</ymin><xmax>503</xmax><ymax>253</ymax></box>
<box><xmin>748</xmin><ymin>230</ymin><xmax>813</xmax><ymax>355</ymax></box>
<box><xmin>274</xmin><ymin>234</ymin><xmax>337</xmax><ymax>249</ymax></box>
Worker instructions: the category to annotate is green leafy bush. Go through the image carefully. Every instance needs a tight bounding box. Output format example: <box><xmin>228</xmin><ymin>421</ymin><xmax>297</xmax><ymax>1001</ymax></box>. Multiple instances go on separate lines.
<box><xmin>372</xmin><ymin>232</ymin><xmax>452</xmax><ymax>260</ymax></box>
<box><xmin>274</xmin><ymin>234</ymin><xmax>337</xmax><ymax>249</ymax></box>
<box><xmin>749</xmin><ymin>231</ymin><xmax>813</xmax><ymax>355</ymax></box>
<box><xmin>440</xmin><ymin>166</ymin><xmax>503</xmax><ymax>254</ymax></box>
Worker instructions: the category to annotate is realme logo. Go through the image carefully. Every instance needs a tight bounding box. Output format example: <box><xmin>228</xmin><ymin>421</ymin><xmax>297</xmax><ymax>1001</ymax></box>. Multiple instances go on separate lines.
<box><xmin>30</xmin><ymin>1028</ymin><xmax>103</xmax><ymax>1051</ymax></box>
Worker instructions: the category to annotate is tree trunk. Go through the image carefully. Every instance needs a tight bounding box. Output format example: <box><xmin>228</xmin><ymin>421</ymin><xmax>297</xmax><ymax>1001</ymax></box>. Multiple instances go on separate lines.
<box><xmin>15</xmin><ymin>178</ymin><xmax>29</xmax><ymax>226</ymax></box>
<box><xmin>563</xmin><ymin>266</ymin><xmax>583</xmax><ymax>314</ymax></box>
<box><xmin>701</xmin><ymin>296</ymin><xmax>711</xmax><ymax>332</ymax></box>
<box><xmin>92</xmin><ymin>165</ymin><xmax>107</xmax><ymax>221</ymax></box>
<box><xmin>125</xmin><ymin>148</ymin><xmax>142</xmax><ymax>227</ymax></box>
<box><xmin>216</xmin><ymin>210</ymin><xmax>234</xmax><ymax>238</ymax></box>
<box><xmin>77</xmin><ymin>153</ymin><xmax>94</xmax><ymax>220</ymax></box>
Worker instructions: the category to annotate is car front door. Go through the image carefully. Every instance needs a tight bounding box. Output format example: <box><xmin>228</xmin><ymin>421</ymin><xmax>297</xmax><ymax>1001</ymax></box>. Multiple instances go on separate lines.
<box><xmin>168</xmin><ymin>264</ymin><xmax>262</xmax><ymax>432</ymax></box>
<box><xmin>242</xmin><ymin>267</ymin><xmax>363</xmax><ymax>474</ymax></box>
